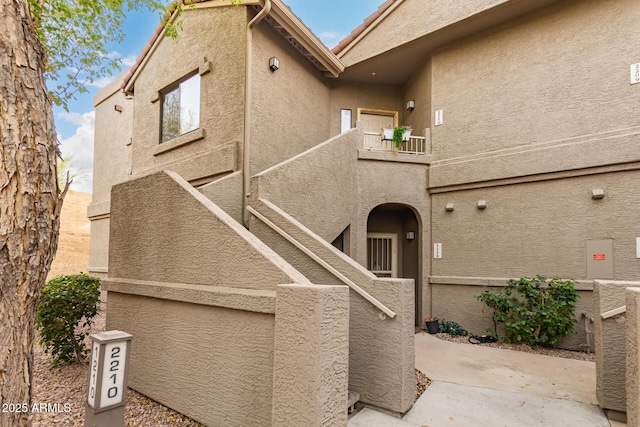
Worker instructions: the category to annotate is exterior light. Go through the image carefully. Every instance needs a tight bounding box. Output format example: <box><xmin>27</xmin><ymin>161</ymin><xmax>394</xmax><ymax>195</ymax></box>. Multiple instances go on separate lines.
<box><xmin>406</xmin><ymin>231</ymin><xmax>415</xmax><ymax>241</ymax></box>
<box><xmin>477</xmin><ymin>200</ymin><xmax>487</xmax><ymax>210</ymax></box>
<box><xmin>445</xmin><ymin>203</ymin><xmax>454</xmax><ymax>212</ymax></box>
<box><xmin>406</xmin><ymin>100</ymin><xmax>415</xmax><ymax>111</ymax></box>
<box><xmin>591</xmin><ymin>189</ymin><xmax>605</xmax><ymax>200</ymax></box>
<box><xmin>269</xmin><ymin>57</ymin><xmax>280</xmax><ymax>72</ymax></box>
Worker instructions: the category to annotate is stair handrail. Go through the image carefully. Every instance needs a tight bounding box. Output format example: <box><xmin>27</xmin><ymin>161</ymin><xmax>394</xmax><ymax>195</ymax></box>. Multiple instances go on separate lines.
<box><xmin>247</xmin><ymin>205</ymin><xmax>396</xmax><ymax>319</ymax></box>
<box><xmin>601</xmin><ymin>305</ymin><xmax>626</xmax><ymax>320</ymax></box>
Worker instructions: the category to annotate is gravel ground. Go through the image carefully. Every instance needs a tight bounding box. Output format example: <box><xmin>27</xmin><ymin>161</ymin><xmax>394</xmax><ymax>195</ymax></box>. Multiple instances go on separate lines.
<box><xmin>433</xmin><ymin>333</ymin><xmax>595</xmax><ymax>362</ymax></box>
<box><xmin>32</xmin><ymin>303</ymin><xmax>203</xmax><ymax>427</ymax></box>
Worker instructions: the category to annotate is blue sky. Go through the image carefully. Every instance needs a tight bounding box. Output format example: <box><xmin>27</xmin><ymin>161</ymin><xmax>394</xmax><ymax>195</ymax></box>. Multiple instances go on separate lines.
<box><xmin>54</xmin><ymin>0</ymin><xmax>384</xmax><ymax>193</ymax></box>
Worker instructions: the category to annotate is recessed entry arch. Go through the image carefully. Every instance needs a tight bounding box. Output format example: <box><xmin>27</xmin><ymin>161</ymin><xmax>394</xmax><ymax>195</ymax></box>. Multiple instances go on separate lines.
<box><xmin>366</xmin><ymin>203</ymin><xmax>422</xmax><ymax>325</ymax></box>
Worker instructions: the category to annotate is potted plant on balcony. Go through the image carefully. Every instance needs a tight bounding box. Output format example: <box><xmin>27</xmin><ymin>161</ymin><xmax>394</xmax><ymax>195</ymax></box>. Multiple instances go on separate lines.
<box><xmin>381</xmin><ymin>125</ymin><xmax>412</xmax><ymax>150</ymax></box>
<box><xmin>424</xmin><ymin>317</ymin><xmax>439</xmax><ymax>334</ymax></box>
<box><xmin>393</xmin><ymin>126</ymin><xmax>412</xmax><ymax>150</ymax></box>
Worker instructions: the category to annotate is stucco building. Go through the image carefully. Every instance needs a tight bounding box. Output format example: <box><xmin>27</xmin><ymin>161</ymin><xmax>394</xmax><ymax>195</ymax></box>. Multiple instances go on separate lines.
<box><xmin>89</xmin><ymin>0</ymin><xmax>640</xmax><ymax>424</ymax></box>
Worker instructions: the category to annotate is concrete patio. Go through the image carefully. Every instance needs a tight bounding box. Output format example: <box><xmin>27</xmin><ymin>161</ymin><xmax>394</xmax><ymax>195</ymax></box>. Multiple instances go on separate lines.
<box><xmin>349</xmin><ymin>332</ymin><xmax>625</xmax><ymax>427</ymax></box>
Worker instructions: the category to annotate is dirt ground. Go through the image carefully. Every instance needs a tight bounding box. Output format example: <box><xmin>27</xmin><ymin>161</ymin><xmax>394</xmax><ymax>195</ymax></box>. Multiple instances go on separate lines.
<box><xmin>47</xmin><ymin>191</ymin><xmax>92</xmax><ymax>281</ymax></box>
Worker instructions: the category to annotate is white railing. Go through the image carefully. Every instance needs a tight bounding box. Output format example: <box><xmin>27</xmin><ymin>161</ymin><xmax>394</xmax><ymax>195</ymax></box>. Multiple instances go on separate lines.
<box><xmin>363</xmin><ymin>132</ymin><xmax>427</xmax><ymax>154</ymax></box>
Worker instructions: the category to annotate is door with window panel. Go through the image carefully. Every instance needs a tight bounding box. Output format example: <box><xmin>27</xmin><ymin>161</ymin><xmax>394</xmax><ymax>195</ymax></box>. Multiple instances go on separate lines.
<box><xmin>366</xmin><ymin>233</ymin><xmax>398</xmax><ymax>278</ymax></box>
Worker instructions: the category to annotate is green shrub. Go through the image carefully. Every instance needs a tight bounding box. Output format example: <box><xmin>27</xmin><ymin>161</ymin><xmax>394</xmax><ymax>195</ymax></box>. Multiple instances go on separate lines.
<box><xmin>475</xmin><ymin>275</ymin><xmax>578</xmax><ymax>348</ymax></box>
<box><xmin>36</xmin><ymin>274</ymin><xmax>101</xmax><ymax>365</ymax></box>
<box><xmin>439</xmin><ymin>319</ymin><xmax>468</xmax><ymax>337</ymax></box>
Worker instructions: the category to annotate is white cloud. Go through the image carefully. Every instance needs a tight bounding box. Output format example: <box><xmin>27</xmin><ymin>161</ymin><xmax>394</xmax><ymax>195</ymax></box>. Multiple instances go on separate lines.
<box><xmin>88</xmin><ymin>77</ymin><xmax>116</xmax><ymax>89</ymax></box>
<box><xmin>57</xmin><ymin>111</ymin><xmax>95</xmax><ymax>194</ymax></box>
<box><xmin>121</xmin><ymin>54</ymin><xmax>138</xmax><ymax>67</ymax></box>
<box><xmin>318</xmin><ymin>30</ymin><xmax>347</xmax><ymax>48</ymax></box>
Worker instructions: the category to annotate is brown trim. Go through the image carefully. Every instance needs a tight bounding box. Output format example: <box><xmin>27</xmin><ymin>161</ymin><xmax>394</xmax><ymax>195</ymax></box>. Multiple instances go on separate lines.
<box><xmin>356</xmin><ymin>107</ymin><xmax>399</xmax><ymax>127</ymax></box>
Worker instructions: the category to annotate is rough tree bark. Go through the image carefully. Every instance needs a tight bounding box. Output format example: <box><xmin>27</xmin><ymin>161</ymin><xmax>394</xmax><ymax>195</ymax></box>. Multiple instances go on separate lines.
<box><xmin>0</xmin><ymin>0</ymin><xmax>63</xmax><ymax>426</ymax></box>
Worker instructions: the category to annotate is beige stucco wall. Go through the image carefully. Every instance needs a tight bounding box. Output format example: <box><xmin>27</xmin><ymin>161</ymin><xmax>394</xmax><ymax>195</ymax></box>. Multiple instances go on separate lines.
<box><xmin>355</xmin><ymin>159</ymin><xmax>430</xmax><ymax>321</ymax></box>
<box><xmin>106</xmin><ymin>292</ymin><xmax>276</xmax><ymax>426</ymax></box>
<box><xmin>627</xmin><ymin>287</ymin><xmax>640</xmax><ymax>425</ymax></box>
<box><xmin>129</xmin><ymin>6</ymin><xmax>246</xmax><ymax>184</ymax></box>
<box><xmin>402</xmin><ymin>56</ymin><xmax>431</xmax><ymax>136</ymax></box>
<box><xmin>430</xmin><ymin>0</ymin><xmax>640</xmax><ymax>163</ymax></box>
<box><xmin>431</xmin><ymin>171</ymin><xmax>640</xmax><ymax>281</ymax></box>
<box><xmin>249</xmin><ymin>17</ymin><xmax>332</xmax><ymax>176</ymax></box>
<box><xmin>328</xmin><ymin>81</ymin><xmax>404</xmax><ymax>136</ymax></box>
<box><xmin>109</xmin><ymin>170</ymin><xmax>307</xmax><ymax>289</ymax></box>
<box><xmin>89</xmin><ymin>76</ymin><xmax>133</xmax><ymax>276</ymax></box>
<box><xmin>339</xmin><ymin>0</ymin><xmax>530</xmax><ymax>66</ymax></box>
<box><xmin>252</xmin><ymin>130</ymin><xmax>360</xmax><ymax>243</ymax></box>
<box><xmin>594</xmin><ymin>280</ymin><xmax>640</xmax><ymax>413</ymax></box>
<box><xmin>272</xmin><ymin>284</ymin><xmax>349</xmax><ymax>427</ymax></box>
<box><xmin>430</xmin><ymin>170</ymin><xmax>640</xmax><ymax>350</ymax></box>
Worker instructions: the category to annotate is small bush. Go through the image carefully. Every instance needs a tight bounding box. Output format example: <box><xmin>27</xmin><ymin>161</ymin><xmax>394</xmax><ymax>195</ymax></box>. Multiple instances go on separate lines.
<box><xmin>475</xmin><ymin>275</ymin><xmax>578</xmax><ymax>348</ymax></box>
<box><xmin>36</xmin><ymin>274</ymin><xmax>101</xmax><ymax>365</ymax></box>
<box><xmin>439</xmin><ymin>319</ymin><xmax>468</xmax><ymax>337</ymax></box>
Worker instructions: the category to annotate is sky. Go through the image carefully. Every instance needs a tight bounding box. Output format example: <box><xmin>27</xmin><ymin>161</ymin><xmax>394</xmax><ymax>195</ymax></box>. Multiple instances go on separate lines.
<box><xmin>53</xmin><ymin>0</ymin><xmax>384</xmax><ymax>193</ymax></box>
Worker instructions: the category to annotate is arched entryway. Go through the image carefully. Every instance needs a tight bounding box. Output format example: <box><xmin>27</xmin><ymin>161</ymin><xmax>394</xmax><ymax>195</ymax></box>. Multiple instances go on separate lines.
<box><xmin>367</xmin><ymin>203</ymin><xmax>422</xmax><ymax>326</ymax></box>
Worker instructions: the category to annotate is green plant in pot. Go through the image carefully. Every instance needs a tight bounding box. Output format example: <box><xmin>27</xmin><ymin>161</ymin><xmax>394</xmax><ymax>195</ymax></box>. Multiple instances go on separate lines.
<box><xmin>392</xmin><ymin>125</ymin><xmax>412</xmax><ymax>150</ymax></box>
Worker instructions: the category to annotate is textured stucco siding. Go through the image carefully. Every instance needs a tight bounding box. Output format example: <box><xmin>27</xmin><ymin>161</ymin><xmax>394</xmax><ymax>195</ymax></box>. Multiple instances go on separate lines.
<box><xmin>627</xmin><ymin>287</ymin><xmax>640</xmax><ymax>425</ymax></box>
<box><xmin>340</xmin><ymin>0</ymin><xmax>515</xmax><ymax>66</ymax></box>
<box><xmin>109</xmin><ymin>171</ymin><xmax>307</xmax><ymax>289</ymax></box>
<box><xmin>431</xmin><ymin>171</ymin><xmax>640</xmax><ymax>281</ymax></box>
<box><xmin>272</xmin><ymin>284</ymin><xmax>349</xmax><ymax>427</ymax></box>
<box><xmin>199</xmin><ymin>171</ymin><xmax>243</xmax><ymax>223</ymax></box>
<box><xmin>349</xmin><ymin>279</ymin><xmax>415</xmax><ymax>414</ymax></box>
<box><xmin>250</xmin><ymin>17</ymin><xmax>331</xmax><ymax>176</ymax></box>
<box><xmin>89</xmin><ymin>79</ymin><xmax>133</xmax><ymax>275</ymax></box>
<box><xmin>253</xmin><ymin>130</ymin><xmax>360</xmax><ymax>243</ymax></box>
<box><xmin>431</xmin><ymin>170</ymin><xmax>640</xmax><ymax>351</ymax></box>
<box><xmin>594</xmin><ymin>281</ymin><xmax>640</xmax><ymax>413</ymax></box>
<box><xmin>106</xmin><ymin>292</ymin><xmax>276</xmax><ymax>426</ymax></box>
<box><xmin>432</xmin><ymin>284</ymin><xmax>593</xmax><ymax>350</ymax></box>
<box><xmin>430</xmin><ymin>0</ymin><xmax>640</xmax><ymax>163</ymax></box>
<box><xmin>92</xmin><ymin>81</ymin><xmax>132</xmax><ymax>205</ymax></box>
<box><xmin>355</xmin><ymin>159</ymin><xmax>430</xmax><ymax>320</ymax></box>
<box><xmin>329</xmin><ymin>81</ymin><xmax>404</xmax><ymax>136</ymax></box>
<box><xmin>87</xmin><ymin>216</ymin><xmax>110</xmax><ymax>276</ymax></box>
<box><xmin>402</xmin><ymin>56</ymin><xmax>432</xmax><ymax>136</ymax></box>
<box><xmin>130</xmin><ymin>7</ymin><xmax>246</xmax><ymax>183</ymax></box>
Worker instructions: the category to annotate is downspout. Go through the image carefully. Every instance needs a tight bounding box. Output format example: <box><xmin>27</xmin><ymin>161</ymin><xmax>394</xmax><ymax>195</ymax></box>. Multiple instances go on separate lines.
<box><xmin>243</xmin><ymin>0</ymin><xmax>272</xmax><ymax>228</ymax></box>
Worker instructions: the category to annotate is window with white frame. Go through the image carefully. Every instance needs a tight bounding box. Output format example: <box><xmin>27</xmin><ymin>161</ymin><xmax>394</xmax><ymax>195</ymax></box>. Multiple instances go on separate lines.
<box><xmin>160</xmin><ymin>73</ymin><xmax>201</xmax><ymax>143</ymax></box>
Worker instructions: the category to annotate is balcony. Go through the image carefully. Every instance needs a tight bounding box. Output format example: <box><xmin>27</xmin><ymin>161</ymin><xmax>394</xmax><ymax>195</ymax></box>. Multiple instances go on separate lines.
<box><xmin>363</xmin><ymin>131</ymin><xmax>429</xmax><ymax>155</ymax></box>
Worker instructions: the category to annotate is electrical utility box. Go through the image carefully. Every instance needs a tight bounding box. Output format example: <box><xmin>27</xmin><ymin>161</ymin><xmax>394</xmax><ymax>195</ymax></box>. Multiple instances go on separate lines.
<box><xmin>586</xmin><ymin>239</ymin><xmax>614</xmax><ymax>279</ymax></box>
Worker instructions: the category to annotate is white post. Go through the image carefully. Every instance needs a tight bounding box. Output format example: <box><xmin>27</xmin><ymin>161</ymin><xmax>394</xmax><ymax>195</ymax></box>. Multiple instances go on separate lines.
<box><xmin>84</xmin><ymin>330</ymin><xmax>133</xmax><ymax>427</ymax></box>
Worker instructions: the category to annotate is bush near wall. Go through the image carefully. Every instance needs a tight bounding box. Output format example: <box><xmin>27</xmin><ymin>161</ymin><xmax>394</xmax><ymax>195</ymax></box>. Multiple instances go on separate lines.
<box><xmin>36</xmin><ymin>273</ymin><xmax>101</xmax><ymax>365</ymax></box>
<box><xmin>475</xmin><ymin>275</ymin><xmax>578</xmax><ymax>348</ymax></box>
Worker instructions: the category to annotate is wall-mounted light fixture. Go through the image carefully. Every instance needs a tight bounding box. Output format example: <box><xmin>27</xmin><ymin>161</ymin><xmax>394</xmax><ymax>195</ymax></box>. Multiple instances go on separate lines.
<box><xmin>406</xmin><ymin>100</ymin><xmax>415</xmax><ymax>111</ymax></box>
<box><xmin>269</xmin><ymin>57</ymin><xmax>280</xmax><ymax>72</ymax></box>
<box><xmin>445</xmin><ymin>203</ymin><xmax>454</xmax><ymax>212</ymax></box>
<box><xmin>406</xmin><ymin>231</ymin><xmax>415</xmax><ymax>241</ymax></box>
<box><xmin>477</xmin><ymin>200</ymin><xmax>487</xmax><ymax>210</ymax></box>
<box><xmin>591</xmin><ymin>188</ymin><xmax>605</xmax><ymax>200</ymax></box>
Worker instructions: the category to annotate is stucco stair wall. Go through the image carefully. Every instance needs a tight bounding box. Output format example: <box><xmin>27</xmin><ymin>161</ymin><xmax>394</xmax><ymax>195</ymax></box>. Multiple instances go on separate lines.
<box><xmin>104</xmin><ymin>171</ymin><xmax>352</xmax><ymax>426</ymax></box>
<box><xmin>248</xmin><ymin>197</ymin><xmax>415</xmax><ymax>415</ymax></box>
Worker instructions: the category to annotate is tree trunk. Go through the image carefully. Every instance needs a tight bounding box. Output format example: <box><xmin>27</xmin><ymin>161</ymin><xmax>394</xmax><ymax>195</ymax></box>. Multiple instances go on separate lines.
<box><xmin>0</xmin><ymin>1</ymin><xmax>62</xmax><ymax>426</ymax></box>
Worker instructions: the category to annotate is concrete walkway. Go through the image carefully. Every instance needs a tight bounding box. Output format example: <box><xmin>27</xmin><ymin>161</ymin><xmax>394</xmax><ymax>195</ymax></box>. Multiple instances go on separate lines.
<box><xmin>349</xmin><ymin>332</ymin><xmax>617</xmax><ymax>427</ymax></box>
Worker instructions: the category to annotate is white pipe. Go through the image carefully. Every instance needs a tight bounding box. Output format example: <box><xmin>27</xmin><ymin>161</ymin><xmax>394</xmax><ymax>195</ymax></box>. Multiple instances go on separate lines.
<box><xmin>243</xmin><ymin>0</ymin><xmax>272</xmax><ymax>228</ymax></box>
